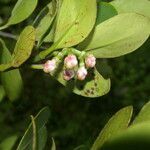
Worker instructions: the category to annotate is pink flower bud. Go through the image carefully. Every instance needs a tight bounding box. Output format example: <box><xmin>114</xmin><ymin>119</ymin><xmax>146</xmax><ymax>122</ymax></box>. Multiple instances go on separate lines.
<box><xmin>85</xmin><ymin>54</ymin><xmax>96</xmax><ymax>68</ymax></box>
<box><xmin>64</xmin><ymin>54</ymin><xmax>78</xmax><ymax>69</ymax></box>
<box><xmin>43</xmin><ymin>59</ymin><xmax>56</xmax><ymax>73</ymax></box>
<box><xmin>77</xmin><ymin>67</ymin><xmax>87</xmax><ymax>80</ymax></box>
<box><xmin>63</xmin><ymin>69</ymin><xmax>75</xmax><ymax>81</ymax></box>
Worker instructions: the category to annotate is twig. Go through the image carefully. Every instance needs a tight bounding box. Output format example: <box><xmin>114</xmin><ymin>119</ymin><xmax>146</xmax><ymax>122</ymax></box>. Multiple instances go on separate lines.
<box><xmin>0</xmin><ymin>31</ymin><xmax>47</xmax><ymax>50</ymax></box>
<box><xmin>0</xmin><ymin>31</ymin><xmax>18</xmax><ymax>40</ymax></box>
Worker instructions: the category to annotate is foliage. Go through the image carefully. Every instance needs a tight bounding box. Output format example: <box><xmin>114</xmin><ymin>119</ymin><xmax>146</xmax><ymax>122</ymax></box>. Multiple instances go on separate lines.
<box><xmin>92</xmin><ymin>101</ymin><xmax>150</xmax><ymax>150</ymax></box>
<box><xmin>0</xmin><ymin>0</ymin><xmax>149</xmax><ymax>99</ymax></box>
<box><xmin>1</xmin><ymin>100</ymin><xmax>150</xmax><ymax>150</ymax></box>
<box><xmin>0</xmin><ymin>0</ymin><xmax>150</xmax><ymax>149</ymax></box>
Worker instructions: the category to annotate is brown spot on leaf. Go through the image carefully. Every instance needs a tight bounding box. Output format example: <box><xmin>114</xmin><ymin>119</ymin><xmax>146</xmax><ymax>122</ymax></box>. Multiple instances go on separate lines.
<box><xmin>90</xmin><ymin>91</ymin><xmax>94</xmax><ymax>95</ymax></box>
<box><xmin>94</xmin><ymin>82</ymin><xmax>97</xmax><ymax>87</ymax></box>
<box><xmin>86</xmin><ymin>89</ymin><xmax>90</xmax><ymax>93</ymax></box>
<box><xmin>91</xmin><ymin>87</ymin><xmax>95</xmax><ymax>91</ymax></box>
<box><xmin>75</xmin><ymin>21</ymin><xmax>79</xmax><ymax>25</ymax></box>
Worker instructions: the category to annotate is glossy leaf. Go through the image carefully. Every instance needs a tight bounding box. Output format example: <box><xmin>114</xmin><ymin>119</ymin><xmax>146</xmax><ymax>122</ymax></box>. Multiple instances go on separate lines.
<box><xmin>0</xmin><ymin>0</ymin><xmax>38</xmax><ymax>30</ymax></box>
<box><xmin>12</xmin><ymin>26</ymin><xmax>35</xmax><ymax>67</ymax></box>
<box><xmin>132</xmin><ymin>101</ymin><xmax>150</xmax><ymax>125</ymax></box>
<box><xmin>44</xmin><ymin>0</ymin><xmax>63</xmax><ymax>43</ymax></box>
<box><xmin>16</xmin><ymin>107</ymin><xmax>50</xmax><ymax>150</ymax></box>
<box><xmin>44</xmin><ymin>20</ymin><xmax>56</xmax><ymax>43</ymax></box>
<box><xmin>0</xmin><ymin>39</ymin><xmax>23</xmax><ymax>101</ymax></box>
<box><xmin>34</xmin><ymin>0</ymin><xmax>58</xmax><ymax>45</ymax></box>
<box><xmin>101</xmin><ymin>122</ymin><xmax>150</xmax><ymax>150</ymax></box>
<box><xmin>0</xmin><ymin>64</ymin><xmax>12</xmax><ymax>72</ymax></box>
<box><xmin>0</xmin><ymin>85</ymin><xmax>5</xmax><ymax>102</ymax></box>
<box><xmin>91</xmin><ymin>106</ymin><xmax>133</xmax><ymax>150</ymax></box>
<box><xmin>78</xmin><ymin>2</ymin><xmax>117</xmax><ymax>50</ymax></box>
<box><xmin>51</xmin><ymin>64</ymin><xmax>110</xmax><ymax>97</ymax></box>
<box><xmin>96</xmin><ymin>2</ymin><xmax>117</xmax><ymax>24</ymax></box>
<box><xmin>0</xmin><ymin>135</ymin><xmax>18</xmax><ymax>150</ymax></box>
<box><xmin>53</xmin><ymin>0</ymin><xmax>97</xmax><ymax>48</ymax></box>
<box><xmin>83</xmin><ymin>13</ymin><xmax>150</xmax><ymax>58</ymax></box>
<box><xmin>111</xmin><ymin>0</ymin><xmax>150</xmax><ymax>18</ymax></box>
<box><xmin>0</xmin><ymin>38</ymin><xmax>12</xmax><ymax>72</ymax></box>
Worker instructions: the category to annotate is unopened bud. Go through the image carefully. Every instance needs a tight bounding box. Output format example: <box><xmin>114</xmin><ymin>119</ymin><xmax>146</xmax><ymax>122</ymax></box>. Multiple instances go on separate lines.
<box><xmin>63</xmin><ymin>69</ymin><xmax>75</xmax><ymax>81</ymax></box>
<box><xmin>85</xmin><ymin>54</ymin><xmax>96</xmax><ymax>68</ymax></box>
<box><xmin>64</xmin><ymin>54</ymin><xmax>78</xmax><ymax>69</ymax></box>
<box><xmin>77</xmin><ymin>67</ymin><xmax>87</xmax><ymax>80</ymax></box>
<box><xmin>43</xmin><ymin>59</ymin><xmax>56</xmax><ymax>73</ymax></box>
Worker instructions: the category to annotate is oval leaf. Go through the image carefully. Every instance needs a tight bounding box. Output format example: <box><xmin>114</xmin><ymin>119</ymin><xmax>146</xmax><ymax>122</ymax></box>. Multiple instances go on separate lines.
<box><xmin>53</xmin><ymin>0</ymin><xmax>97</xmax><ymax>48</ymax></box>
<box><xmin>0</xmin><ymin>135</ymin><xmax>18</xmax><ymax>150</ymax></box>
<box><xmin>38</xmin><ymin>127</ymin><xmax>47</xmax><ymax>150</ymax></box>
<box><xmin>44</xmin><ymin>0</ymin><xmax>63</xmax><ymax>43</ymax></box>
<box><xmin>34</xmin><ymin>0</ymin><xmax>58</xmax><ymax>45</ymax></box>
<box><xmin>0</xmin><ymin>39</ymin><xmax>23</xmax><ymax>101</ymax></box>
<box><xmin>78</xmin><ymin>2</ymin><xmax>118</xmax><ymax>50</ymax></box>
<box><xmin>83</xmin><ymin>13</ymin><xmax>150</xmax><ymax>58</ymax></box>
<box><xmin>0</xmin><ymin>0</ymin><xmax>38</xmax><ymax>30</ymax></box>
<box><xmin>12</xmin><ymin>26</ymin><xmax>35</xmax><ymax>67</ymax></box>
<box><xmin>111</xmin><ymin>0</ymin><xmax>150</xmax><ymax>19</ymax></box>
<box><xmin>132</xmin><ymin>101</ymin><xmax>150</xmax><ymax>125</ymax></box>
<box><xmin>101</xmin><ymin>122</ymin><xmax>150</xmax><ymax>150</ymax></box>
<box><xmin>96</xmin><ymin>2</ymin><xmax>118</xmax><ymax>24</ymax></box>
<box><xmin>0</xmin><ymin>64</ymin><xmax>12</xmax><ymax>72</ymax></box>
<box><xmin>17</xmin><ymin>107</ymin><xmax>50</xmax><ymax>150</ymax></box>
<box><xmin>91</xmin><ymin>106</ymin><xmax>133</xmax><ymax>150</ymax></box>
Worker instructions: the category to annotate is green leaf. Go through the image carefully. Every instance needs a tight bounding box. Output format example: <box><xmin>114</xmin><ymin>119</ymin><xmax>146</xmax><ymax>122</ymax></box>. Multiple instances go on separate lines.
<box><xmin>96</xmin><ymin>2</ymin><xmax>117</xmax><ymax>24</ymax></box>
<box><xmin>16</xmin><ymin>107</ymin><xmax>50</xmax><ymax>150</ymax></box>
<box><xmin>101</xmin><ymin>122</ymin><xmax>150</xmax><ymax>150</ymax></box>
<box><xmin>78</xmin><ymin>2</ymin><xmax>117</xmax><ymax>50</ymax></box>
<box><xmin>111</xmin><ymin>0</ymin><xmax>150</xmax><ymax>19</ymax></box>
<box><xmin>0</xmin><ymin>64</ymin><xmax>12</xmax><ymax>72</ymax></box>
<box><xmin>44</xmin><ymin>20</ymin><xmax>56</xmax><ymax>43</ymax></box>
<box><xmin>34</xmin><ymin>0</ymin><xmax>58</xmax><ymax>45</ymax></box>
<box><xmin>38</xmin><ymin>127</ymin><xmax>47</xmax><ymax>150</ymax></box>
<box><xmin>0</xmin><ymin>135</ymin><xmax>18</xmax><ymax>150</ymax></box>
<box><xmin>0</xmin><ymin>0</ymin><xmax>38</xmax><ymax>30</ymax></box>
<box><xmin>82</xmin><ymin>13</ymin><xmax>150</xmax><ymax>58</ymax></box>
<box><xmin>0</xmin><ymin>85</ymin><xmax>5</xmax><ymax>102</ymax></box>
<box><xmin>91</xmin><ymin>106</ymin><xmax>133</xmax><ymax>150</ymax></box>
<box><xmin>53</xmin><ymin>0</ymin><xmax>97</xmax><ymax>48</ymax></box>
<box><xmin>0</xmin><ymin>39</ymin><xmax>23</xmax><ymax>101</ymax></box>
<box><xmin>0</xmin><ymin>38</ymin><xmax>12</xmax><ymax>72</ymax></box>
<box><xmin>12</xmin><ymin>26</ymin><xmax>35</xmax><ymax>67</ymax></box>
<box><xmin>44</xmin><ymin>0</ymin><xmax>63</xmax><ymax>43</ymax></box>
<box><xmin>52</xmin><ymin>66</ymin><xmax>110</xmax><ymax>98</ymax></box>
<box><xmin>132</xmin><ymin>101</ymin><xmax>150</xmax><ymax>125</ymax></box>
<box><xmin>51</xmin><ymin>138</ymin><xmax>56</xmax><ymax>150</ymax></box>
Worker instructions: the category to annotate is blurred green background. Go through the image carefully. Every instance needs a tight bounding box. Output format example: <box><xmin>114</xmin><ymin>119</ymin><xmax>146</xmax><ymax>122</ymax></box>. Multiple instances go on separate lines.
<box><xmin>0</xmin><ymin>0</ymin><xmax>149</xmax><ymax>149</ymax></box>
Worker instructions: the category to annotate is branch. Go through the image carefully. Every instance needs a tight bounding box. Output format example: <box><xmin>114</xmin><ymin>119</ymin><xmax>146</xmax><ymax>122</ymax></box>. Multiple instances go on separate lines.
<box><xmin>0</xmin><ymin>31</ymin><xmax>47</xmax><ymax>50</ymax></box>
<box><xmin>0</xmin><ymin>31</ymin><xmax>18</xmax><ymax>40</ymax></box>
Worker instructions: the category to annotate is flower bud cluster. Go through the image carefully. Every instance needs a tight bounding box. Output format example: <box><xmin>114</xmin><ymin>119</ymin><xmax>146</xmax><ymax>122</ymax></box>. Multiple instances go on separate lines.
<box><xmin>43</xmin><ymin>52</ymin><xmax>96</xmax><ymax>81</ymax></box>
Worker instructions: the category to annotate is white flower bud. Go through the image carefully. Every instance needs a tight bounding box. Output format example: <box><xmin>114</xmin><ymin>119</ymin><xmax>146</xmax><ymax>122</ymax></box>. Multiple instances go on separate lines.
<box><xmin>64</xmin><ymin>54</ymin><xmax>78</xmax><ymax>69</ymax></box>
<box><xmin>63</xmin><ymin>69</ymin><xmax>75</xmax><ymax>81</ymax></box>
<box><xmin>85</xmin><ymin>54</ymin><xmax>96</xmax><ymax>68</ymax></box>
<box><xmin>77</xmin><ymin>66</ymin><xmax>87</xmax><ymax>80</ymax></box>
<box><xmin>43</xmin><ymin>59</ymin><xmax>56</xmax><ymax>73</ymax></box>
